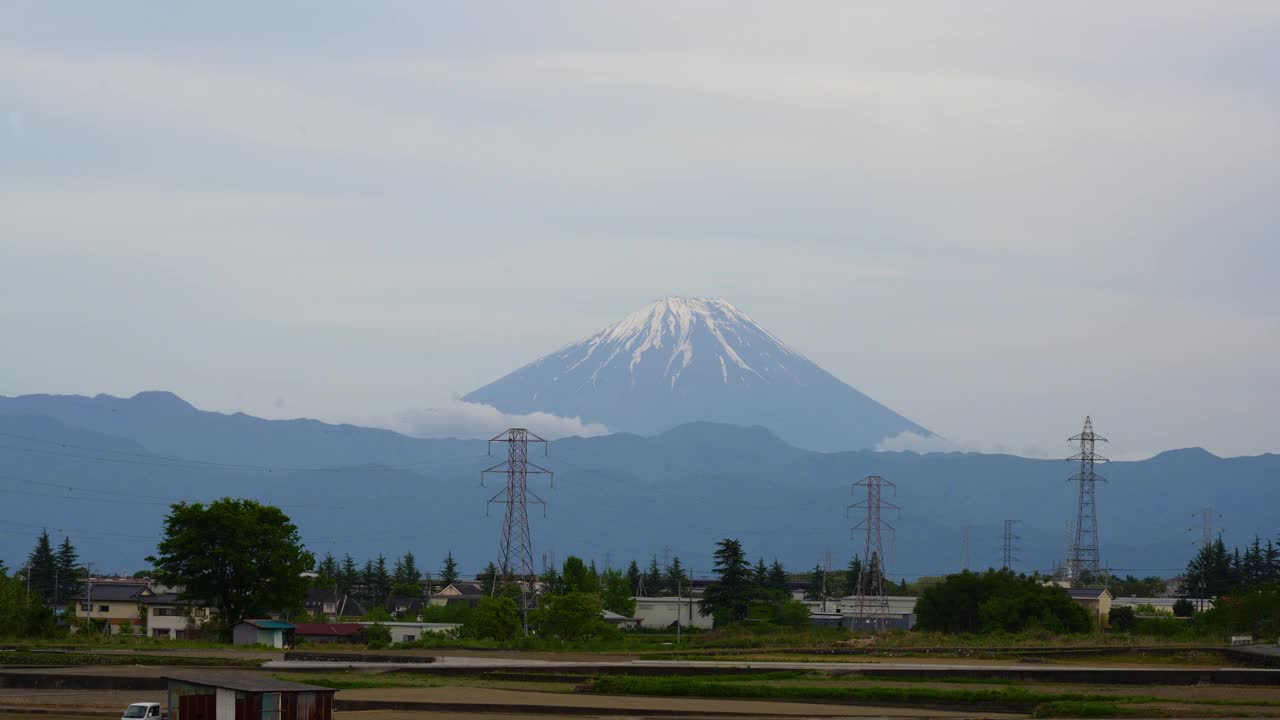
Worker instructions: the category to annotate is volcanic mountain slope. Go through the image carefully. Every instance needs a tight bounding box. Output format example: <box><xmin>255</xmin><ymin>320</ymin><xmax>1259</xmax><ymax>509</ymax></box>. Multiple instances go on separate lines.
<box><xmin>464</xmin><ymin>297</ymin><xmax>930</xmax><ymax>450</ymax></box>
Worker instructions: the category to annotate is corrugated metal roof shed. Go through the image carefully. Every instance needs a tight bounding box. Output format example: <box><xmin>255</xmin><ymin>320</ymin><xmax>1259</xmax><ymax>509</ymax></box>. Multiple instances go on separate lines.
<box><xmin>163</xmin><ymin>672</ymin><xmax>332</xmax><ymax>693</ymax></box>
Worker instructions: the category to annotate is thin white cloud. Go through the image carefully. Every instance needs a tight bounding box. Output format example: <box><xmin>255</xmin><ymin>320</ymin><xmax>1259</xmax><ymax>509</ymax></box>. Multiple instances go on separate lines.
<box><xmin>384</xmin><ymin>400</ymin><xmax>608</xmax><ymax>441</ymax></box>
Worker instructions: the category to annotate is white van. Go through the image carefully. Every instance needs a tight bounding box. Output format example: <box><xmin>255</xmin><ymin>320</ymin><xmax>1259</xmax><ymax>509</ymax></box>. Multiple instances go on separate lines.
<box><xmin>121</xmin><ymin>703</ymin><xmax>164</xmax><ymax>720</ymax></box>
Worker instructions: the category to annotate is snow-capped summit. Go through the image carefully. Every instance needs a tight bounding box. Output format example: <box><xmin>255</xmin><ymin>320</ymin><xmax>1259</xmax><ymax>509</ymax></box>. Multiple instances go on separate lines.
<box><xmin>464</xmin><ymin>296</ymin><xmax>930</xmax><ymax>451</ymax></box>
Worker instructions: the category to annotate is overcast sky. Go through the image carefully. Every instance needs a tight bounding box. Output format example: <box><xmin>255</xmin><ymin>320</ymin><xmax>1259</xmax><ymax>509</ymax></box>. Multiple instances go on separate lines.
<box><xmin>2</xmin><ymin>2</ymin><xmax>1278</xmax><ymax>458</ymax></box>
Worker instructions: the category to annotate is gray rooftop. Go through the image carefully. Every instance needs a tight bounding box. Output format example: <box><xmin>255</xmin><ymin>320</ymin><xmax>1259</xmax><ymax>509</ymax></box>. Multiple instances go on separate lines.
<box><xmin>163</xmin><ymin>672</ymin><xmax>334</xmax><ymax>693</ymax></box>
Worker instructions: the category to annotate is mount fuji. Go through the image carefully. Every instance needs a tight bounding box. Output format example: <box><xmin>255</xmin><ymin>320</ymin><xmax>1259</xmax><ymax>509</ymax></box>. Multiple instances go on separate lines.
<box><xmin>464</xmin><ymin>297</ymin><xmax>931</xmax><ymax>451</ymax></box>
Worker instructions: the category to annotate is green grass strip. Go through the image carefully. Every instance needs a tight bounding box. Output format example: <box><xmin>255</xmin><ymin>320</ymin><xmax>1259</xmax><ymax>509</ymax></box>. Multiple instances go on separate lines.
<box><xmin>587</xmin><ymin>675</ymin><xmax>1159</xmax><ymax>706</ymax></box>
<box><xmin>1033</xmin><ymin>701</ymin><xmax>1171</xmax><ymax>718</ymax></box>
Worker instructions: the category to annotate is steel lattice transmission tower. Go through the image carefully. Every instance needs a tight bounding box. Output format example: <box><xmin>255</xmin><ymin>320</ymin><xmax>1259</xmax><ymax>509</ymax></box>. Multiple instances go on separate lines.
<box><xmin>1066</xmin><ymin>417</ymin><xmax>1108</xmax><ymax>582</ymax></box>
<box><xmin>481</xmin><ymin>428</ymin><xmax>552</xmax><ymax>632</ymax></box>
<box><xmin>1193</xmin><ymin>505</ymin><xmax>1220</xmax><ymax>549</ymax></box>
<box><xmin>848</xmin><ymin>475</ymin><xmax>898</xmax><ymax>630</ymax></box>
<box><xmin>1001</xmin><ymin>520</ymin><xmax>1021</xmax><ymax>571</ymax></box>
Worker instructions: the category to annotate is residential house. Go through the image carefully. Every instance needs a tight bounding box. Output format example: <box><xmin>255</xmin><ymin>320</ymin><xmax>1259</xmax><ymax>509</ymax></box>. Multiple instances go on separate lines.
<box><xmin>143</xmin><ymin>593</ymin><xmax>213</xmax><ymax>639</ymax></box>
<box><xmin>164</xmin><ymin>672</ymin><xmax>334</xmax><ymax>720</ymax></box>
<box><xmin>303</xmin><ymin>588</ymin><xmax>366</xmax><ymax>620</ymax></box>
<box><xmin>70</xmin><ymin>581</ymin><xmax>151</xmax><ymax>635</ymax></box>
<box><xmin>386</xmin><ymin>596</ymin><xmax>427</xmax><ymax>619</ymax></box>
<box><xmin>429</xmin><ymin>582</ymin><xmax>485</xmax><ymax>607</ymax></box>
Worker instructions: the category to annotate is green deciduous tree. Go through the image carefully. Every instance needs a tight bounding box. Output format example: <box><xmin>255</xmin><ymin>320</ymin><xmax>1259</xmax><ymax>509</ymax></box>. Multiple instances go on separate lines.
<box><xmin>461</xmin><ymin>595</ymin><xmax>521</xmax><ymax>641</ymax></box>
<box><xmin>147</xmin><ymin>498</ymin><xmax>314</xmax><ymax>637</ymax></box>
<box><xmin>602</xmin><ymin>569</ymin><xmax>636</xmax><ymax>617</ymax></box>
<box><xmin>699</xmin><ymin>538</ymin><xmax>752</xmax><ymax>625</ymax></box>
<box><xmin>915</xmin><ymin>569</ymin><xmax>1091</xmax><ymax>634</ymax></box>
<box><xmin>0</xmin><ymin>568</ymin><xmax>57</xmax><ymax>638</ymax></box>
<box><xmin>562</xmin><ymin>556</ymin><xmax>596</xmax><ymax>594</ymax></box>
<box><xmin>776</xmin><ymin>598</ymin><xmax>811</xmax><ymax>627</ymax></box>
<box><xmin>363</xmin><ymin>622</ymin><xmax>391</xmax><ymax>649</ymax></box>
<box><xmin>531</xmin><ymin>591</ymin><xmax>615</xmax><ymax>641</ymax></box>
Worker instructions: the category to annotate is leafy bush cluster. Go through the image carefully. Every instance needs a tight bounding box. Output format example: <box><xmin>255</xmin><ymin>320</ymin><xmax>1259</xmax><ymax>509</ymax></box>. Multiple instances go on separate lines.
<box><xmin>914</xmin><ymin>570</ymin><xmax>1092</xmax><ymax>634</ymax></box>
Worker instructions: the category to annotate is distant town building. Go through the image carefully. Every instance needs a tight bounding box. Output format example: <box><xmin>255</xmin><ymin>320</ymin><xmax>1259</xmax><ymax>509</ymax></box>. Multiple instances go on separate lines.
<box><xmin>631</xmin><ymin>596</ymin><xmax>713</xmax><ymax>630</ymax></box>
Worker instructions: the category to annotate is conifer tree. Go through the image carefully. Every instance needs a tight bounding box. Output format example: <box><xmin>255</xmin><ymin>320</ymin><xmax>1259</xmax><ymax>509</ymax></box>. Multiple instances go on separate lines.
<box><xmin>338</xmin><ymin>554</ymin><xmax>360</xmax><ymax>597</ymax></box>
<box><xmin>316</xmin><ymin>553</ymin><xmax>340</xmax><ymax>587</ymax></box>
<box><xmin>846</xmin><ymin>555</ymin><xmax>864</xmax><ymax>593</ymax></box>
<box><xmin>372</xmin><ymin>555</ymin><xmax>392</xmax><ymax>605</ymax></box>
<box><xmin>699</xmin><ymin>538</ymin><xmax>751</xmax><ymax>624</ymax></box>
<box><xmin>359</xmin><ymin>558</ymin><xmax>376</xmax><ymax>605</ymax></box>
<box><xmin>767</xmin><ymin>559</ymin><xmax>788</xmax><ymax>592</ymax></box>
<box><xmin>476</xmin><ymin>561</ymin><xmax>499</xmax><ymax>594</ymax></box>
<box><xmin>25</xmin><ymin>530</ymin><xmax>58</xmax><ymax>606</ymax></box>
<box><xmin>642</xmin><ymin>556</ymin><xmax>662</xmax><ymax>596</ymax></box>
<box><xmin>805</xmin><ymin>563</ymin><xmax>827</xmax><ymax>600</ymax></box>
<box><xmin>625</xmin><ymin>559</ymin><xmax>642</xmax><ymax>595</ymax></box>
<box><xmin>753</xmin><ymin>557</ymin><xmax>769</xmax><ymax>587</ymax></box>
<box><xmin>664</xmin><ymin>556</ymin><xmax>689</xmax><ymax>594</ymax></box>
<box><xmin>55</xmin><ymin>536</ymin><xmax>81</xmax><ymax>605</ymax></box>
<box><xmin>397</xmin><ymin>551</ymin><xmax>420</xmax><ymax>586</ymax></box>
<box><xmin>439</xmin><ymin>552</ymin><xmax>460</xmax><ymax>588</ymax></box>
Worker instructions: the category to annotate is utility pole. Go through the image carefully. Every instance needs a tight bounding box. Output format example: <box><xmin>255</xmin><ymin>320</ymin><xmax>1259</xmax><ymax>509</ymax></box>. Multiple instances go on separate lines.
<box><xmin>675</xmin><ymin>575</ymin><xmax>681</xmax><ymax>645</ymax></box>
<box><xmin>1067</xmin><ymin>417</ymin><xmax>1108</xmax><ymax>583</ymax></box>
<box><xmin>481</xmin><ymin>428</ymin><xmax>553</xmax><ymax>636</ymax></box>
<box><xmin>1001</xmin><ymin>520</ymin><xmax>1021</xmax><ymax>571</ymax></box>
<box><xmin>960</xmin><ymin>527</ymin><xmax>972</xmax><ymax>572</ymax></box>
<box><xmin>848</xmin><ymin>475</ymin><xmax>899</xmax><ymax>631</ymax></box>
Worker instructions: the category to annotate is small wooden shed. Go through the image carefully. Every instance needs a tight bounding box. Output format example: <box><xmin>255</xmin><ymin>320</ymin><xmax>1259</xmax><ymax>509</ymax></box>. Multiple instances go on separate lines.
<box><xmin>164</xmin><ymin>673</ymin><xmax>335</xmax><ymax>720</ymax></box>
<box><xmin>231</xmin><ymin>620</ymin><xmax>296</xmax><ymax>648</ymax></box>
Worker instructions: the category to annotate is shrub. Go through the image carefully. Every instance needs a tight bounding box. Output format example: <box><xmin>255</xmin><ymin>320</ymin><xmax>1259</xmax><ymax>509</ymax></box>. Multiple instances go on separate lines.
<box><xmin>363</xmin><ymin>623</ymin><xmax>391</xmax><ymax>649</ymax></box>
<box><xmin>459</xmin><ymin>596</ymin><xmax>521</xmax><ymax>642</ymax></box>
<box><xmin>531</xmin><ymin>592</ymin><xmax>615</xmax><ymax>641</ymax></box>
<box><xmin>776</xmin><ymin>599</ymin><xmax>811</xmax><ymax>628</ymax></box>
<box><xmin>915</xmin><ymin>570</ymin><xmax>1091</xmax><ymax>635</ymax></box>
<box><xmin>1172</xmin><ymin>598</ymin><xmax>1195</xmax><ymax>618</ymax></box>
<box><xmin>1108</xmin><ymin>606</ymin><xmax>1137</xmax><ymax>633</ymax></box>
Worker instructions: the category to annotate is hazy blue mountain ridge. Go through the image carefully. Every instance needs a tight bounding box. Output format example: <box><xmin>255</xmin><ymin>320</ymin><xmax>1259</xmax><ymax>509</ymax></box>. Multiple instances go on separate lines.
<box><xmin>1</xmin><ymin>393</ymin><xmax>1275</xmax><ymax>582</ymax></box>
